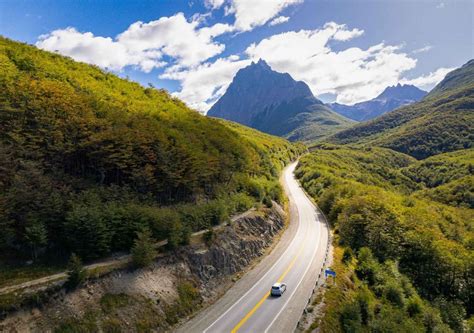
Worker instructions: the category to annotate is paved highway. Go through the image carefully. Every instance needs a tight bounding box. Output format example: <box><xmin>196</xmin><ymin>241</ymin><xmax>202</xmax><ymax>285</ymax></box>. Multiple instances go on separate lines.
<box><xmin>176</xmin><ymin>162</ymin><xmax>330</xmax><ymax>333</ymax></box>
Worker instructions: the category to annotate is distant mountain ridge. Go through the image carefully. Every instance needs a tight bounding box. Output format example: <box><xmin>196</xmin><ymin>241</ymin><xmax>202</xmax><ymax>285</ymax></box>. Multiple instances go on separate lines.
<box><xmin>207</xmin><ymin>59</ymin><xmax>353</xmax><ymax>142</ymax></box>
<box><xmin>329</xmin><ymin>84</ymin><xmax>427</xmax><ymax>122</ymax></box>
<box><xmin>329</xmin><ymin>60</ymin><xmax>474</xmax><ymax>159</ymax></box>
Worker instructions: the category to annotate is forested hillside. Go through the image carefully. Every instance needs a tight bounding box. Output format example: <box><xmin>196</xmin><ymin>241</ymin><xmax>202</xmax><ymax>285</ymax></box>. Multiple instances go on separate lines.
<box><xmin>0</xmin><ymin>37</ymin><xmax>303</xmax><ymax>271</ymax></box>
<box><xmin>296</xmin><ymin>145</ymin><xmax>473</xmax><ymax>332</ymax></box>
<box><xmin>329</xmin><ymin>60</ymin><xmax>474</xmax><ymax>159</ymax></box>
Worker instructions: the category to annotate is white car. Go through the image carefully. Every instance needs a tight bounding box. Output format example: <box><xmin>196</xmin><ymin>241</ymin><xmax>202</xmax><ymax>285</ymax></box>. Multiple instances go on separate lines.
<box><xmin>270</xmin><ymin>282</ymin><xmax>287</xmax><ymax>296</ymax></box>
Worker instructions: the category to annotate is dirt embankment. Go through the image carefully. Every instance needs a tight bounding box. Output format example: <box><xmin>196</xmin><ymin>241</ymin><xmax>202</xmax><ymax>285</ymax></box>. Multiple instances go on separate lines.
<box><xmin>0</xmin><ymin>204</ymin><xmax>285</xmax><ymax>332</ymax></box>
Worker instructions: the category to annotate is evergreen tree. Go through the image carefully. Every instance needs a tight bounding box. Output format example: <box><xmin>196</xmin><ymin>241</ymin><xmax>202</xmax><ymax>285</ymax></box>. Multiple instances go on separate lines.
<box><xmin>131</xmin><ymin>229</ymin><xmax>157</xmax><ymax>268</ymax></box>
<box><xmin>24</xmin><ymin>221</ymin><xmax>47</xmax><ymax>261</ymax></box>
<box><xmin>66</xmin><ymin>253</ymin><xmax>86</xmax><ymax>290</ymax></box>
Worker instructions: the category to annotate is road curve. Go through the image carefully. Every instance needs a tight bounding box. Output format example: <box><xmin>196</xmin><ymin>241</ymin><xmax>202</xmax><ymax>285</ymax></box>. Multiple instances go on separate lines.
<box><xmin>176</xmin><ymin>162</ymin><xmax>330</xmax><ymax>333</ymax></box>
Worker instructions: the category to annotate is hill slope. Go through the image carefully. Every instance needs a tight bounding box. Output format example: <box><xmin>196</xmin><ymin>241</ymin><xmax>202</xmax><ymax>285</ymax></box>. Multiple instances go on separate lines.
<box><xmin>295</xmin><ymin>145</ymin><xmax>473</xmax><ymax>331</ymax></box>
<box><xmin>329</xmin><ymin>84</ymin><xmax>427</xmax><ymax>121</ymax></box>
<box><xmin>0</xmin><ymin>37</ymin><xmax>303</xmax><ymax>264</ymax></box>
<box><xmin>207</xmin><ymin>59</ymin><xmax>353</xmax><ymax>142</ymax></box>
<box><xmin>329</xmin><ymin>60</ymin><xmax>474</xmax><ymax>159</ymax></box>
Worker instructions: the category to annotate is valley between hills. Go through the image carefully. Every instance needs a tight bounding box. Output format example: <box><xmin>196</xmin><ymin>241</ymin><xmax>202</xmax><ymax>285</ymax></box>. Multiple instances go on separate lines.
<box><xmin>0</xmin><ymin>35</ymin><xmax>472</xmax><ymax>333</ymax></box>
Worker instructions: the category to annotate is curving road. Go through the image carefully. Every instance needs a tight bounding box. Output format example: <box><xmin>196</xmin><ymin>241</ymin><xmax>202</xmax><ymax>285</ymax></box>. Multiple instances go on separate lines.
<box><xmin>176</xmin><ymin>162</ymin><xmax>330</xmax><ymax>333</ymax></box>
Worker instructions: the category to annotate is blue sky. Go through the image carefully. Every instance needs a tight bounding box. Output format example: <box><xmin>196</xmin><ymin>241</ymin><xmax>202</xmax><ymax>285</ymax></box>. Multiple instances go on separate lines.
<box><xmin>1</xmin><ymin>0</ymin><xmax>472</xmax><ymax>110</ymax></box>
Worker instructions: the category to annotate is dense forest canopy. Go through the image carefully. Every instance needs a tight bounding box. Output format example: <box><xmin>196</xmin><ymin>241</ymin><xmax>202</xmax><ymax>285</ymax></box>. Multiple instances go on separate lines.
<box><xmin>0</xmin><ymin>37</ymin><xmax>303</xmax><ymax>264</ymax></box>
<box><xmin>296</xmin><ymin>145</ymin><xmax>473</xmax><ymax>331</ymax></box>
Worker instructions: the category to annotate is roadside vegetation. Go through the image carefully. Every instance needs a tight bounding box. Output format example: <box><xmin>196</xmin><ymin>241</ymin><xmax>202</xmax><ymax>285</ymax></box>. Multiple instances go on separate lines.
<box><xmin>0</xmin><ymin>36</ymin><xmax>304</xmax><ymax>285</ymax></box>
<box><xmin>296</xmin><ymin>145</ymin><xmax>473</xmax><ymax>332</ymax></box>
<box><xmin>54</xmin><ymin>279</ymin><xmax>201</xmax><ymax>332</ymax></box>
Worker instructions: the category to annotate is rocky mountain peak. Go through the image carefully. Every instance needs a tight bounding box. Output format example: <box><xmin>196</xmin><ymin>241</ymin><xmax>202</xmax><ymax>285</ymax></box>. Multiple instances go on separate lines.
<box><xmin>376</xmin><ymin>84</ymin><xmax>427</xmax><ymax>101</ymax></box>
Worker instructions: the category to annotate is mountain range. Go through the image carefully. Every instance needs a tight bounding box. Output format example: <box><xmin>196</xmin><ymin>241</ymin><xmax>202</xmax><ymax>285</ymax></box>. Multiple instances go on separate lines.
<box><xmin>207</xmin><ymin>59</ymin><xmax>354</xmax><ymax>142</ymax></box>
<box><xmin>329</xmin><ymin>84</ymin><xmax>427</xmax><ymax>121</ymax></box>
<box><xmin>329</xmin><ymin>59</ymin><xmax>474</xmax><ymax>159</ymax></box>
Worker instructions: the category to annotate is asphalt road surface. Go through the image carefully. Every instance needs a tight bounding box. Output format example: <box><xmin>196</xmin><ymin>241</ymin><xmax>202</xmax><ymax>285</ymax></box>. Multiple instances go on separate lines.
<box><xmin>176</xmin><ymin>162</ymin><xmax>330</xmax><ymax>333</ymax></box>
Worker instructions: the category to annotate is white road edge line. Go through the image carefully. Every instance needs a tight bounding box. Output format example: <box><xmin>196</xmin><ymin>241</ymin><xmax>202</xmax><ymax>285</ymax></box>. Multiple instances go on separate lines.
<box><xmin>264</xmin><ymin>197</ymin><xmax>323</xmax><ymax>333</ymax></box>
<box><xmin>203</xmin><ymin>165</ymin><xmax>301</xmax><ymax>333</ymax></box>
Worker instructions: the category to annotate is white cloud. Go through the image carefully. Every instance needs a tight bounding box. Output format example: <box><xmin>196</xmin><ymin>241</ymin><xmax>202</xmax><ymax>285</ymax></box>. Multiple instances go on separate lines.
<box><xmin>228</xmin><ymin>0</ymin><xmax>302</xmax><ymax>31</ymax></box>
<box><xmin>412</xmin><ymin>45</ymin><xmax>433</xmax><ymax>54</ymax></box>
<box><xmin>245</xmin><ymin>23</ymin><xmax>417</xmax><ymax>104</ymax></box>
<box><xmin>117</xmin><ymin>13</ymin><xmax>229</xmax><ymax>67</ymax></box>
<box><xmin>36</xmin><ymin>27</ymin><xmax>165</xmax><ymax>72</ymax></box>
<box><xmin>160</xmin><ymin>55</ymin><xmax>251</xmax><ymax>112</ymax></box>
<box><xmin>269</xmin><ymin>16</ymin><xmax>290</xmax><ymax>26</ymax></box>
<box><xmin>205</xmin><ymin>0</ymin><xmax>225</xmax><ymax>9</ymax></box>
<box><xmin>401</xmin><ymin>67</ymin><xmax>453</xmax><ymax>90</ymax></box>
<box><xmin>37</xmin><ymin>13</ymin><xmax>231</xmax><ymax>71</ymax></box>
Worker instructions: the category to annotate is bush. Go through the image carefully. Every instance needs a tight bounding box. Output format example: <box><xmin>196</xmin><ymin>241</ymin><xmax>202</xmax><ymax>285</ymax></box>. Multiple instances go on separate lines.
<box><xmin>406</xmin><ymin>296</ymin><xmax>423</xmax><ymax>317</ymax></box>
<box><xmin>339</xmin><ymin>302</ymin><xmax>362</xmax><ymax>332</ymax></box>
<box><xmin>268</xmin><ymin>183</ymin><xmax>283</xmax><ymax>203</ymax></box>
<box><xmin>166</xmin><ymin>221</ymin><xmax>189</xmax><ymax>250</ymax></box>
<box><xmin>229</xmin><ymin>193</ymin><xmax>254</xmax><ymax>212</ymax></box>
<box><xmin>100</xmin><ymin>293</ymin><xmax>131</xmax><ymax>313</ymax></box>
<box><xmin>384</xmin><ymin>283</ymin><xmax>404</xmax><ymax>307</ymax></box>
<box><xmin>176</xmin><ymin>280</ymin><xmax>200</xmax><ymax>314</ymax></box>
<box><xmin>65</xmin><ymin>253</ymin><xmax>86</xmax><ymax>290</ymax></box>
<box><xmin>262</xmin><ymin>196</ymin><xmax>273</xmax><ymax>208</ymax></box>
<box><xmin>356</xmin><ymin>287</ymin><xmax>372</xmax><ymax>325</ymax></box>
<box><xmin>356</xmin><ymin>248</ymin><xmax>379</xmax><ymax>286</ymax></box>
<box><xmin>203</xmin><ymin>228</ymin><xmax>215</xmax><ymax>247</ymax></box>
<box><xmin>342</xmin><ymin>247</ymin><xmax>354</xmax><ymax>264</ymax></box>
<box><xmin>102</xmin><ymin>318</ymin><xmax>122</xmax><ymax>333</ymax></box>
<box><xmin>434</xmin><ymin>298</ymin><xmax>466</xmax><ymax>332</ymax></box>
<box><xmin>245</xmin><ymin>179</ymin><xmax>265</xmax><ymax>201</ymax></box>
<box><xmin>131</xmin><ymin>229</ymin><xmax>157</xmax><ymax>268</ymax></box>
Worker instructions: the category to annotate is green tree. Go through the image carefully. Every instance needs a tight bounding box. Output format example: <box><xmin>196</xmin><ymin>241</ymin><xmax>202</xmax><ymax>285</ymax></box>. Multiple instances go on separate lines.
<box><xmin>66</xmin><ymin>253</ymin><xmax>86</xmax><ymax>289</ymax></box>
<box><xmin>24</xmin><ymin>220</ymin><xmax>47</xmax><ymax>261</ymax></box>
<box><xmin>131</xmin><ymin>229</ymin><xmax>157</xmax><ymax>268</ymax></box>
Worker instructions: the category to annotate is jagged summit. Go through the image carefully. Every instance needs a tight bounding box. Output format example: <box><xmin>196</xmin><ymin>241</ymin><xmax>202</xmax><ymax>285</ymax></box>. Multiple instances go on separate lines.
<box><xmin>377</xmin><ymin>84</ymin><xmax>427</xmax><ymax>101</ymax></box>
<box><xmin>207</xmin><ymin>59</ymin><xmax>352</xmax><ymax>142</ymax></box>
<box><xmin>329</xmin><ymin>83</ymin><xmax>427</xmax><ymax>122</ymax></box>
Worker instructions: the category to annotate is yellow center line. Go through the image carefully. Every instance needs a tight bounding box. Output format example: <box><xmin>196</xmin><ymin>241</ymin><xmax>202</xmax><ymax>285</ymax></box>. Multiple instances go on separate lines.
<box><xmin>230</xmin><ymin>231</ymin><xmax>308</xmax><ymax>333</ymax></box>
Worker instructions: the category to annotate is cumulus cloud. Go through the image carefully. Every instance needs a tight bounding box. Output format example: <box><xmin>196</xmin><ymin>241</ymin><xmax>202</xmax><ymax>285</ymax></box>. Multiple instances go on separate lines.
<box><xmin>228</xmin><ymin>0</ymin><xmax>302</xmax><ymax>31</ymax></box>
<box><xmin>37</xmin><ymin>13</ymin><xmax>231</xmax><ymax>71</ymax></box>
<box><xmin>36</xmin><ymin>27</ymin><xmax>166</xmax><ymax>72</ymax></box>
<box><xmin>36</xmin><ymin>5</ymin><xmax>441</xmax><ymax>111</ymax></box>
<box><xmin>401</xmin><ymin>67</ymin><xmax>454</xmax><ymax>90</ymax></box>
<box><xmin>117</xmin><ymin>13</ymin><xmax>229</xmax><ymax>67</ymax></box>
<box><xmin>245</xmin><ymin>22</ymin><xmax>417</xmax><ymax>104</ymax></box>
<box><xmin>160</xmin><ymin>55</ymin><xmax>251</xmax><ymax>112</ymax></box>
<box><xmin>269</xmin><ymin>16</ymin><xmax>290</xmax><ymax>26</ymax></box>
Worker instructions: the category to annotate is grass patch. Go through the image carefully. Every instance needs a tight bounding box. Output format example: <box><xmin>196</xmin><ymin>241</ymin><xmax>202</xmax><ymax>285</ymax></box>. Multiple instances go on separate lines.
<box><xmin>102</xmin><ymin>317</ymin><xmax>123</xmax><ymax>333</ymax></box>
<box><xmin>54</xmin><ymin>311</ymin><xmax>99</xmax><ymax>333</ymax></box>
<box><xmin>0</xmin><ymin>286</ymin><xmax>61</xmax><ymax>318</ymax></box>
<box><xmin>100</xmin><ymin>293</ymin><xmax>131</xmax><ymax>313</ymax></box>
<box><xmin>0</xmin><ymin>264</ymin><xmax>64</xmax><ymax>288</ymax></box>
<box><xmin>164</xmin><ymin>280</ymin><xmax>201</xmax><ymax>325</ymax></box>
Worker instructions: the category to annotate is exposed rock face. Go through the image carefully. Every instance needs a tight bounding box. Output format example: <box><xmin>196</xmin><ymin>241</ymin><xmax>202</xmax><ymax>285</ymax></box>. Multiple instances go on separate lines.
<box><xmin>186</xmin><ymin>207</ymin><xmax>284</xmax><ymax>283</ymax></box>
<box><xmin>207</xmin><ymin>59</ymin><xmax>353</xmax><ymax>142</ymax></box>
<box><xmin>208</xmin><ymin>59</ymin><xmax>314</xmax><ymax>126</ymax></box>
<box><xmin>329</xmin><ymin>84</ymin><xmax>427</xmax><ymax>122</ymax></box>
<box><xmin>0</xmin><ymin>205</ymin><xmax>285</xmax><ymax>333</ymax></box>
